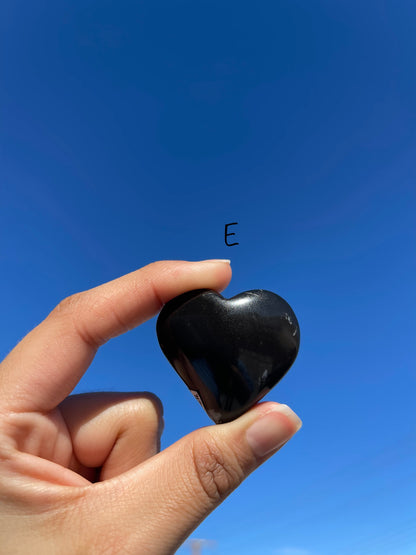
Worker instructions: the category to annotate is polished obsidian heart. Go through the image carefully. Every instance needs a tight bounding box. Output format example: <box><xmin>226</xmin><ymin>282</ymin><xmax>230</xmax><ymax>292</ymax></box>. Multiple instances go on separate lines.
<box><xmin>156</xmin><ymin>289</ymin><xmax>300</xmax><ymax>424</ymax></box>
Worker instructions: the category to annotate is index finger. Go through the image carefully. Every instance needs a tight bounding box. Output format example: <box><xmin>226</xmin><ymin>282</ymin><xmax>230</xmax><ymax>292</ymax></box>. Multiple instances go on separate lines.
<box><xmin>0</xmin><ymin>260</ymin><xmax>232</xmax><ymax>413</ymax></box>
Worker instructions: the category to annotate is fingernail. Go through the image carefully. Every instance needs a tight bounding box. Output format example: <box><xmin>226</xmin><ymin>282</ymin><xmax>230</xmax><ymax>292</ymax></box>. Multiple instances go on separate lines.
<box><xmin>199</xmin><ymin>259</ymin><xmax>231</xmax><ymax>264</ymax></box>
<box><xmin>246</xmin><ymin>405</ymin><xmax>302</xmax><ymax>458</ymax></box>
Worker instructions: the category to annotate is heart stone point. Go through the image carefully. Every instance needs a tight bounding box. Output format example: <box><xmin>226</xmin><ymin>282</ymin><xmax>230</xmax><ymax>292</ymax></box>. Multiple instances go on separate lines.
<box><xmin>156</xmin><ymin>288</ymin><xmax>300</xmax><ymax>424</ymax></box>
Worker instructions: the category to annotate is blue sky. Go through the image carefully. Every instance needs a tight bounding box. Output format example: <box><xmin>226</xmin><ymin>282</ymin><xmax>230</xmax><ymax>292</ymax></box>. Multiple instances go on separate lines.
<box><xmin>1</xmin><ymin>1</ymin><xmax>415</xmax><ymax>553</ymax></box>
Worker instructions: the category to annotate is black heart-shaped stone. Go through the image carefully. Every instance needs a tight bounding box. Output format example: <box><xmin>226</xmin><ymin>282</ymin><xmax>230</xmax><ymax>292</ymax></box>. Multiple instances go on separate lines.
<box><xmin>156</xmin><ymin>289</ymin><xmax>300</xmax><ymax>424</ymax></box>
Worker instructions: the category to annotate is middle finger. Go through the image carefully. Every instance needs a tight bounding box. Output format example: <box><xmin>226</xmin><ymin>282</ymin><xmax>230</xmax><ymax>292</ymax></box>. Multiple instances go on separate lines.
<box><xmin>59</xmin><ymin>392</ymin><xmax>164</xmax><ymax>481</ymax></box>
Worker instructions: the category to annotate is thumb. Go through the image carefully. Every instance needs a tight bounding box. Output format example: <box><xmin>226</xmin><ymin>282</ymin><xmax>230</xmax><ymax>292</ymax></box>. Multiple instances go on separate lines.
<box><xmin>87</xmin><ymin>402</ymin><xmax>302</xmax><ymax>554</ymax></box>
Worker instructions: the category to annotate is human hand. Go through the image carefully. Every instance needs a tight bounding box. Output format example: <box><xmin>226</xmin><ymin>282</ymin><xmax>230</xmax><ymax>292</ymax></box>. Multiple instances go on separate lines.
<box><xmin>0</xmin><ymin>260</ymin><xmax>302</xmax><ymax>554</ymax></box>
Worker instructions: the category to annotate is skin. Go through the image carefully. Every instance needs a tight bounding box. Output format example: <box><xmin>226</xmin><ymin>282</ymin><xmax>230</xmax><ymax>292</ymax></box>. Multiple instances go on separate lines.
<box><xmin>0</xmin><ymin>260</ymin><xmax>301</xmax><ymax>555</ymax></box>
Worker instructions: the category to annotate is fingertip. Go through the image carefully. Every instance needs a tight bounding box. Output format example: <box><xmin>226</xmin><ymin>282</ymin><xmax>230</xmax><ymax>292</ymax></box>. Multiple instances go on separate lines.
<box><xmin>245</xmin><ymin>403</ymin><xmax>302</xmax><ymax>458</ymax></box>
<box><xmin>154</xmin><ymin>259</ymin><xmax>232</xmax><ymax>296</ymax></box>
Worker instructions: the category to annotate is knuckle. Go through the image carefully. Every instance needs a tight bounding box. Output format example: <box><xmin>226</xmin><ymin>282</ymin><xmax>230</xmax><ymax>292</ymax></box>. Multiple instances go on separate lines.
<box><xmin>53</xmin><ymin>293</ymin><xmax>83</xmax><ymax>315</ymax></box>
<box><xmin>139</xmin><ymin>393</ymin><xmax>164</xmax><ymax>421</ymax></box>
<box><xmin>143</xmin><ymin>260</ymin><xmax>169</xmax><ymax>283</ymax></box>
<box><xmin>190</xmin><ymin>434</ymin><xmax>244</xmax><ymax>503</ymax></box>
<box><xmin>165</xmin><ymin>263</ymin><xmax>183</xmax><ymax>281</ymax></box>
<box><xmin>119</xmin><ymin>394</ymin><xmax>164</xmax><ymax>437</ymax></box>
<box><xmin>145</xmin><ymin>260</ymin><xmax>162</xmax><ymax>272</ymax></box>
<box><xmin>51</xmin><ymin>292</ymin><xmax>114</xmax><ymax>347</ymax></box>
<box><xmin>51</xmin><ymin>293</ymin><xmax>102</xmax><ymax>345</ymax></box>
<box><xmin>147</xmin><ymin>260</ymin><xmax>182</xmax><ymax>282</ymax></box>
<box><xmin>130</xmin><ymin>395</ymin><xmax>162</xmax><ymax>427</ymax></box>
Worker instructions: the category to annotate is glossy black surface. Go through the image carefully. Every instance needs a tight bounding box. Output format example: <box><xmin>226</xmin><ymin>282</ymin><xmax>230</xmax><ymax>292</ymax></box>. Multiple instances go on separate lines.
<box><xmin>156</xmin><ymin>289</ymin><xmax>300</xmax><ymax>424</ymax></box>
